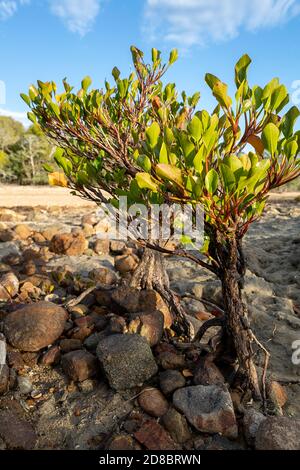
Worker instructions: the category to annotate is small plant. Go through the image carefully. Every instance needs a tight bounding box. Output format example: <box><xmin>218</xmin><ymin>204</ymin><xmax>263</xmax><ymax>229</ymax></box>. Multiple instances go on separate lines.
<box><xmin>23</xmin><ymin>47</ymin><xmax>300</xmax><ymax>400</ymax></box>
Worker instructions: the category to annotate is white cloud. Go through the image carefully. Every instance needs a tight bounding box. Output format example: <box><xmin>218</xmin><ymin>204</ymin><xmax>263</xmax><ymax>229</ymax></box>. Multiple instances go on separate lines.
<box><xmin>144</xmin><ymin>0</ymin><xmax>300</xmax><ymax>46</ymax></box>
<box><xmin>0</xmin><ymin>108</ymin><xmax>29</xmax><ymax>127</ymax></box>
<box><xmin>0</xmin><ymin>0</ymin><xmax>29</xmax><ymax>20</ymax></box>
<box><xmin>49</xmin><ymin>0</ymin><xmax>101</xmax><ymax>36</ymax></box>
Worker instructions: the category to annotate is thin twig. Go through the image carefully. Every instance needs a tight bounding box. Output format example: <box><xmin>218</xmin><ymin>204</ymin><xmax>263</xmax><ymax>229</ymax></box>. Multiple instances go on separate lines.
<box><xmin>250</xmin><ymin>331</ymin><xmax>270</xmax><ymax>410</ymax></box>
<box><xmin>64</xmin><ymin>283</ymin><xmax>113</xmax><ymax>310</ymax></box>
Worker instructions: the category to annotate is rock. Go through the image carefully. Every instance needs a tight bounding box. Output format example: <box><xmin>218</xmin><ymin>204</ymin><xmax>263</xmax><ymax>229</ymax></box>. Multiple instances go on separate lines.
<box><xmin>7</xmin><ymin>351</ymin><xmax>24</xmax><ymax>370</ymax></box>
<box><xmin>203</xmin><ymin>435</ymin><xmax>245</xmax><ymax>450</ymax></box>
<box><xmin>39</xmin><ymin>345</ymin><xmax>61</xmax><ymax>366</ymax></box>
<box><xmin>59</xmin><ymin>338</ymin><xmax>82</xmax><ymax>353</ymax></box>
<box><xmin>61</xmin><ymin>350</ymin><xmax>98</xmax><ymax>382</ymax></box>
<box><xmin>159</xmin><ymin>370</ymin><xmax>186</xmax><ymax>396</ymax></box>
<box><xmin>14</xmin><ymin>224</ymin><xmax>32</xmax><ymax>240</ymax></box>
<box><xmin>138</xmin><ymin>387</ymin><xmax>169</xmax><ymax>417</ymax></box>
<box><xmin>89</xmin><ymin>267</ymin><xmax>117</xmax><ymax>286</ymax></box>
<box><xmin>115</xmin><ymin>254</ymin><xmax>139</xmax><ymax>273</ymax></box>
<box><xmin>0</xmin><ymin>409</ymin><xmax>37</xmax><ymax>449</ymax></box>
<box><xmin>0</xmin><ymin>272</ymin><xmax>19</xmax><ymax>301</ymax></box>
<box><xmin>173</xmin><ymin>385</ymin><xmax>238</xmax><ymax>439</ymax></box>
<box><xmin>139</xmin><ymin>290</ymin><xmax>173</xmax><ymax>329</ymax></box>
<box><xmin>108</xmin><ymin>434</ymin><xmax>141</xmax><ymax>450</ymax></box>
<box><xmin>84</xmin><ymin>332</ymin><xmax>103</xmax><ymax>350</ymax></box>
<box><xmin>82</xmin><ymin>223</ymin><xmax>95</xmax><ymax>238</ymax></box>
<box><xmin>134</xmin><ymin>420</ymin><xmax>179</xmax><ymax>450</ymax></box>
<box><xmin>243</xmin><ymin>408</ymin><xmax>266</xmax><ymax>446</ymax></box>
<box><xmin>111</xmin><ymin>286</ymin><xmax>140</xmax><ymax>311</ymax></box>
<box><xmin>193</xmin><ymin>356</ymin><xmax>225</xmax><ymax>386</ymax></box>
<box><xmin>0</xmin><ymin>209</ymin><xmax>24</xmax><ymax>222</ymax></box>
<box><xmin>49</xmin><ymin>232</ymin><xmax>88</xmax><ymax>256</ymax></box>
<box><xmin>0</xmin><ymin>229</ymin><xmax>14</xmax><ymax>242</ymax></box>
<box><xmin>42</xmin><ymin>225</ymin><xmax>61</xmax><ymax>241</ymax></box>
<box><xmin>157</xmin><ymin>351</ymin><xmax>186</xmax><ymax>370</ymax></box>
<box><xmin>128</xmin><ymin>311</ymin><xmax>164</xmax><ymax>346</ymax></box>
<box><xmin>17</xmin><ymin>376</ymin><xmax>33</xmax><ymax>395</ymax></box>
<box><xmin>255</xmin><ymin>416</ymin><xmax>300</xmax><ymax>450</ymax></box>
<box><xmin>110</xmin><ymin>240</ymin><xmax>126</xmax><ymax>254</ymax></box>
<box><xmin>22</xmin><ymin>352</ymin><xmax>38</xmax><ymax>367</ymax></box>
<box><xmin>96</xmin><ymin>334</ymin><xmax>158</xmax><ymax>390</ymax></box>
<box><xmin>0</xmin><ymin>364</ymin><xmax>9</xmax><ymax>394</ymax></box>
<box><xmin>161</xmin><ymin>407</ymin><xmax>191</xmax><ymax>443</ymax></box>
<box><xmin>93</xmin><ymin>238</ymin><xmax>110</xmax><ymax>255</ymax></box>
<box><xmin>32</xmin><ymin>232</ymin><xmax>46</xmax><ymax>244</ymax></box>
<box><xmin>21</xmin><ymin>261</ymin><xmax>36</xmax><ymax>276</ymax></box>
<box><xmin>267</xmin><ymin>380</ymin><xmax>288</xmax><ymax>412</ymax></box>
<box><xmin>106</xmin><ymin>315</ymin><xmax>126</xmax><ymax>334</ymax></box>
<box><xmin>70</xmin><ymin>304</ymin><xmax>89</xmax><ymax>317</ymax></box>
<box><xmin>4</xmin><ymin>301</ymin><xmax>67</xmax><ymax>352</ymax></box>
<box><xmin>82</xmin><ymin>213</ymin><xmax>98</xmax><ymax>226</ymax></box>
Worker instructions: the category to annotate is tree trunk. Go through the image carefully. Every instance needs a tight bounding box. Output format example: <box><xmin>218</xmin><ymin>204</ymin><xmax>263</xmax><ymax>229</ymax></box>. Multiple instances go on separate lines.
<box><xmin>220</xmin><ymin>237</ymin><xmax>262</xmax><ymax>400</ymax></box>
<box><xmin>130</xmin><ymin>247</ymin><xmax>191</xmax><ymax>338</ymax></box>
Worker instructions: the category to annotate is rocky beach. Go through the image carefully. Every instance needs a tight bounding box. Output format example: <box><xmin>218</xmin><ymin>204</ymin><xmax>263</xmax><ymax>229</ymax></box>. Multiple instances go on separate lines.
<box><xmin>0</xmin><ymin>186</ymin><xmax>299</xmax><ymax>450</ymax></box>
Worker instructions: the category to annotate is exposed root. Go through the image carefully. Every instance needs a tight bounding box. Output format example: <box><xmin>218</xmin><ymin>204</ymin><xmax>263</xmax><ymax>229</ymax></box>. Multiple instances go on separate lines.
<box><xmin>193</xmin><ymin>316</ymin><xmax>225</xmax><ymax>343</ymax></box>
<box><xmin>249</xmin><ymin>330</ymin><xmax>270</xmax><ymax>410</ymax></box>
<box><xmin>64</xmin><ymin>283</ymin><xmax>112</xmax><ymax>311</ymax></box>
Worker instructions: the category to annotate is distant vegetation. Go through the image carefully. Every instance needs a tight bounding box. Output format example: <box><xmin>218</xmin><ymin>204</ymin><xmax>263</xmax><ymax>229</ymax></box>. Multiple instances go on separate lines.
<box><xmin>0</xmin><ymin>116</ymin><xmax>55</xmax><ymax>184</ymax></box>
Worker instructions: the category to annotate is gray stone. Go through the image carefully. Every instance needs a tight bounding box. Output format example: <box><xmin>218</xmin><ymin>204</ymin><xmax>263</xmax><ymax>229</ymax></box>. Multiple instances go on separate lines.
<box><xmin>96</xmin><ymin>334</ymin><xmax>158</xmax><ymax>390</ymax></box>
<box><xmin>255</xmin><ymin>416</ymin><xmax>300</xmax><ymax>450</ymax></box>
<box><xmin>159</xmin><ymin>370</ymin><xmax>185</xmax><ymax>395</ymax></box>
<box><xmin>161</xmin><ymin>407</ymin><xmax>191</xmax><ymax>443</ymax></box>
<box><xmin>243</xmin><ymin>408</ymin><xmax>266</xmax><ymax>446</ymax></box>
<box><xmin>17</xmin><ymin>376</ymin><xmax>33</xmax><ymax>395</ymax></box>
<box><xmin>173</xmin><ymin>385</ymin><xmax>238</xmax><ymax>438</ymax></box>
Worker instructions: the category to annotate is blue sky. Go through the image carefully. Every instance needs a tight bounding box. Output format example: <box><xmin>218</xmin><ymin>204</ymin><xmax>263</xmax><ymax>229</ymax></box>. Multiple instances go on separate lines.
<box><xmin>1</xmin><ymin>0</ymin><xmax>300</xmax><ymax>126</ymax></box>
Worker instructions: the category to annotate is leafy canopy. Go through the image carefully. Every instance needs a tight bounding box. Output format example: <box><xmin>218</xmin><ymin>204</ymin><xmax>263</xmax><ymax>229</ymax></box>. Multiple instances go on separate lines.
<box><xmin>23</xmin><ymin>48</ymin><xmax>300</xmax><ymax>248</ymax></box>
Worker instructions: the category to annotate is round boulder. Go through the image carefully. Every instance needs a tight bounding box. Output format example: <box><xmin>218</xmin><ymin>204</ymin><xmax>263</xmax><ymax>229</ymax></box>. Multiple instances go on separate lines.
<box><xmin>4</xmin><ymin>301</ymin><xmax>67</xmax><ymax>352</ymax></box>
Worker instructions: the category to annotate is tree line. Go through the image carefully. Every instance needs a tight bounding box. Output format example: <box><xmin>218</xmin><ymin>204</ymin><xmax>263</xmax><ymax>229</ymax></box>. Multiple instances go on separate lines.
<box><xmin>0</xmin><ymin>116</ymin><xmax>55</xmax><ymax>184</ymax></box>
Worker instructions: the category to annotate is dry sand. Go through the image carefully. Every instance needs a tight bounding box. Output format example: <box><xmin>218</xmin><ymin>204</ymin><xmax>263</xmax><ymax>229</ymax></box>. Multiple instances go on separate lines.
<box><xmin>0</xmin><ymin>185</ymin><xmax>96</xmax><ymax>207</ymax></box>
<box><xmin>0</xmin><ymin>184</ymin><xmax>299</xmax><ymax>208</ymax></box>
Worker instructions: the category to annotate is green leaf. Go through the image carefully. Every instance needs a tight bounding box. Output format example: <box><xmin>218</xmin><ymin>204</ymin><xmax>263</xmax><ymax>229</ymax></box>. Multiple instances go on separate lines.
<box><xmin>156</xmin><ymin>163</ymin><xmax>183</xmax><ymax>186</ymax></box>
<box><xmin>261</xmin><ymin>123</ymin><xmax>279</xmax><ymax>156</ymax></box>
<box><xmin>252</xmin><ymin>86</ymin><xmax>263</xmax><ymax>109</ymax></box>
<box><xmin>281</xmin><ymin>106</ymin><xmax>300</xmax><ymax>138</ymax></box>
<box><xmin>220</xmin><ymin>164</ymin><xmax>236</xmax><ymax>192</ymax></box>
<box><xmin>159</xmin><ymin>142</ymin><xmax>169</xmax><ymax>164</ymax></box>
<box><xmin>205</xmin><ymin>73</ymin><xmax>220</xmax><ymax>90</ymax></box>
<box><xmin>20</xmin><ymin>93</ymin><xmax>31</xmax><ymax>106</ymax></box>
<box><xmin>81</xmin><ymin>76</ymin><xmax>92</xmax><ymax>92</ymax></box>
<box><xmin>212</xmin><ymin>81</ymin><xmax>232</xmax><ymax>109</ymax></box>
<box><xmin>49</xmin><ymin>102</ymin><xmax>60</xmax><ymax>119</ymax></box>
<box><xmin>112</xmin><ymin>67</ymin><xmax>120</xmax><ymax>81</ymax></box>
<box><xmin>146</xmin><ymin>122</ymin><xmax>161</xmax><ymax>149</ymax></box>
<box><xmin>223</xmin><ymin>154</ymin><xmax>244</xmax><ymax>177</ymax></box>
<box><xmin>53</xmin><ymin>148</ymin><xmax>72</xmax><ymax>175</ymax></box>
<box><xmin>205</xmin><ymin>169</ymin><xmax>219</xmax><ymax>194</ymax></box>
<box><xmin>165</xmin><ymin>127</ymin><xmax>174</xmax><ymax>146</ymax></box>
<box><xmin>235</xmin><ymin>54</ymin><xmax>251</xmax><ymax>87</ymax></box>
<box><xmin>169</xmin><ymin>49</ymin><xmax>178</xmax><ymax>65</ymax></box>
<box><xmin>193</xmin><ymin>147</ymin><xmax>205</xmax><ymax>173</ymax></box>
<box><xmin>284</xmin><ymin>139</ymin><xmax>298</xmax><ymax>159</ymax></box>
<box><xmin>43</xmin><ymin>164</ymin><xmax>54</xmax><ymax>173</ymax></box>
<box><xmin>187</xmin><ymin>115</ymin><xmax>202</xmax><ymax>141</ymax></box>
<box><xmin>270</xmin><ymin>84</ymin><xmax>288</xmax><ymax>111</ymax></box>
<box><xmin>137</xmin><ymin>155</ymin><xmax>152</xmax><ymax>172</ymax></box>
<box><xmin>136</xmin><ymin>172</ymin><xmax>158</xmax><ymax>192</ymax></box>
<box><xmin>179</xmin><ymin>133</ymin><xmax>195</xmax><ymax>163</ymax></box>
